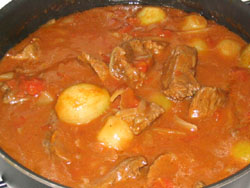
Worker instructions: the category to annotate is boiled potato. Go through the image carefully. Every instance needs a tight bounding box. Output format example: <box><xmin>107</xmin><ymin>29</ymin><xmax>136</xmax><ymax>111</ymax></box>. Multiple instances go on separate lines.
<box><xmin>97</xmin><ymin>116</ymin><xmax>133</xmax><ymax>150</ymax></box>
<box><xmin>137</xmin><ymin>7</ymin><xmax>166</xmax><ymax>26</ymax></box>
<box><xmin>216</xmin><ymin>39</ymin><xmax>241</xmax><ymax>58</ymax></box>
<box><xmin>232</xmin><ymin>141</ymin><xmax>250</xmax><ymax>163</ymax></box>
<box><xmin>239</xmin><ymin>44</ymin><xmax>250</xmax><ymax>69</ymax></box>
<box><xmin>189</xmin><ymin>39</ymin><xmax>208</xmax><ymax>52</ymax></box>
<box><xmin>55</xmin><ymin>83</ymin><xmax>110</xmax><ymax>125</ymax></box>
<box><xmin>182</xmin><ymin>15</ymin><xmax>207</xmax><ymax>31</ymax></box>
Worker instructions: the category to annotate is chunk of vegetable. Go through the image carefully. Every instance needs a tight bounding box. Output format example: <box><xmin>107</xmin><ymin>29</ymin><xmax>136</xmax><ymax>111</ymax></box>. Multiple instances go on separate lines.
<box><xmin>189</xmin><ymin>39</ymin><xmax>208</xmax><ymax>52</ymax></box>
<box><xmin>137</xmin><ymin>7</ymin><xmax>166</xmax><ymax>26</ymax></box>
<box><xmin>0</xmin><ymin>72</ymin><xmax>14</xmax><ymax>81</ymax></box>
<box><xmin>36</xmin><ymin>91</ymin><xmax>54</xmax><ymax>105</ymax></box>
<box><xmin>110</xmin><ymin>88</ymin><xmax>125</xmax><ymax>102</ymax></box>
<box><xmin>19</xmin><ymin>78</ymin><xmax>45</xmax><ymax>96</ymax></box>
<box><xmin>181</xmin><ymin>15</ymin><xmax>207</xmax><ymax>31</ymax></box>
<box><xmin>147</xmin><ymin>92</ymin><xmax>172</xmax><ymax>111</ymax></box>
<box><xmin>43</xmin><ymin>19</ymin><xmax>56</xmax><ymax>27</ymax></box>
<box><xmin>97</xmin><ymin>116</ymin><xmax>134</xmax><ymax>150</ymax></box>
<box><xmin>239</xmin><ymin>44</ymin><xmax>250</xmax><ymax>69</ymax></box>
<box><xmin>55</xmin><ymin>83</ymin><xmax>110</xmax><ymax>125</ymax></box>
<box><xmin>216</xmin><ymin>39</ymin><xmax>241</xmax><ymax>58</ymax></box>
<box><xmin>152</xmin><ymin>128</ymin><xmax>186</xmax><ymax>136</ymax></box>
<box><xmin>232</xmin><ymin>140</ymin><xmax>250</xmax><ymax>163</ymax></box>
<box><xmin>175</xmin><ymin>116</ymin><xmax>197</xmax><ymax>132</ymax></box>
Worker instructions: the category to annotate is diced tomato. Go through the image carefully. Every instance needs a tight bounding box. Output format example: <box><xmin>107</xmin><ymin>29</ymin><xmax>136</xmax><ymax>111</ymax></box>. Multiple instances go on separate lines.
<box><xmin>119</xmin><ymin>24</ymin><xmax>133</xmax><ymax>33</ymax></box>
<box><xmin>20</xmin><ymin>78</ymin><xmax>45</xmax><ymax>96</ymax></box>
<box><xmin>135</xmin><ymin>61</ymin><xmax>149</xmax><ymax>73</ymax></box>
<box><xmin>121</xmin><ymin>88</ymin><xmax>140</xmax><ymax>108</ymax></box>
<box><xmin>134</xmin><ymin>58</ymin><xmax>152</xmax><ymax>73</ymax></box>
<box><xmin>152</xmin><ymin>178</ymin><xmax>174</xmax><ymax>188</ymax></box>
<box><xmin>156</xmin><ymin>29</ymin><xmax>172</xmax><ymax>38</ymax></box>
<box><xmin>101</xmin><ymin>54</ymin><xmax>110</xmax><ymax>63</ymax></box>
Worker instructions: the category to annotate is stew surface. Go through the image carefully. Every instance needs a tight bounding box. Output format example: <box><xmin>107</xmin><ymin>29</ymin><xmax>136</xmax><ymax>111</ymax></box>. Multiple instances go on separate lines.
<box><xmin>0</xmin><ymin>5</ymin><xmax>250</xmax><ymax>188</ymax></box>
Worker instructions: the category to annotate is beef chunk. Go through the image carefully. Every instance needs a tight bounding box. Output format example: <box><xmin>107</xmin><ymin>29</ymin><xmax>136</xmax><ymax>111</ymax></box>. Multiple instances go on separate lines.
<box><xmin>109</xmin><ymin>42</ymin><xmax>147</xmax><ymax>88</ymax></box>
<box><xmin>92</xmin><ymin>156</ymin><xmax>147</xmax><ymax>187</ymax></box>
<box><xmin>189</xmin><ymin>87</ymin><xmax>227</xmax><ymax>119</ymax></box>
<box><xmin>116</xmin><ymin>100</ymin><xmax>165</xmax><ymax>135</ymax></box>
<box><xmin>2</xmin><ymin>90</ymin><xmax>29</xmax><ymax>104</ymax></box>
<box><xmin>109</xmin><ymin>39</ymin><xmax>166</xmax><ymax>88</ymax></box>
<box><xmin>162</xmin><ymin>45</ymin><xmax>200</xmax><ymax>100</ymax></box>
<box><xmin>147</xmin><ymin>153</ymin><xmax>177</xmax><ymax>186</ymax></box>
<box><xmin>78</xmin><ymin>52</ymin><xmax>110</xmax><ymax>82</ymax></box>
<box><xmin>8</xmin><ymin>38</ymin><xmax>40</xmax><ymax>61</ymax></box>
<box><xmin>16</xmin><ymin>57</ymin><xmax>76</xmax><ymax>77</ymax></box>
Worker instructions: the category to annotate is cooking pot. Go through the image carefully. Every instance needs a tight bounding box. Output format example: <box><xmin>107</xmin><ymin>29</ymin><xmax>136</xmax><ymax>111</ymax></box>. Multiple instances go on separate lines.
<box><xmin>0</xmin><ymin>0</ymin><xmax>250</xmax><ymax>187</ymax></box>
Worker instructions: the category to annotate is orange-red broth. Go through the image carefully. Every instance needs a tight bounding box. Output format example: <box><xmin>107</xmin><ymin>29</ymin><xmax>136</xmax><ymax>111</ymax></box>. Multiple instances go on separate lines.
<box><xmin>0</xmin><ymin>5</ymin><xmax>249</xmax><ymax>188</ymax></box>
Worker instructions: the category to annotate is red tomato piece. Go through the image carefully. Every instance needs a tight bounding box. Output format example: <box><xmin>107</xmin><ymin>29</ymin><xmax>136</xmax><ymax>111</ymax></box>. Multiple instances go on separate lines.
<box><xmin>135</xmin><ymin>61</ymin><xmax>148</xmax><ymax>73</ymax></box>
<box><xmin>20</xmin><ymin>78</ymin><xmax>45</xmax><ymax>96</ymax></box>
<box><xmin>119</xmin><ymin>24</ymin><xmax>133</xmax><ymax>33</ymax></box>
<box><xmin>157</xmin><ymin>29</ymin><xmax>172</xmax><ymax>38</ymax></box>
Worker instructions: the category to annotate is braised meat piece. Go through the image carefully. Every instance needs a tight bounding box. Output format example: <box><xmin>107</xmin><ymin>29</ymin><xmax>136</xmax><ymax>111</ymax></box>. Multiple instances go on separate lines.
<box><xmin>189</xmin><ymin>87</ymin><xmax>227</xmax><ymax>119</ymax></box>
<box><xmin>1</xmin><ymin>83</ymin><xmax>29</xmax><ymax>105</ymax></box>
<box><xmin>147</xmin><ymin>153</ymin><xmax>177</xmax><ymax>186</ymax></box>
<box><xmin>116</xmin><ymin>100</ymin><xmax>165</xmax><ymax>135</ymax></box>
<box><xmin>109</xmin><ymin>42</ymin><xmax>147</xmax><ymax>88</ymax></box>
<box><xmin>92</xmin><ymin>156</ymin><xmax>147</xmax><ymax>188</ymax></box>
<box><xmin>162</xmin><ymin>45</ymin><xmax>200</xmax><ymax>101</ymax></box>
<box><xmin>78</xmin><ymin>52</ymin><xmax>110</xmax><ymax>82</ymax></box>
<box><xmin>109</xmin><ymin>39</ymin><xmax>167</xmax><ymax>88</ymax></box>
<box><xmin>8</xmin><ymin>38</ymin><xmax>40</xmax><ymax>61</ymax></box>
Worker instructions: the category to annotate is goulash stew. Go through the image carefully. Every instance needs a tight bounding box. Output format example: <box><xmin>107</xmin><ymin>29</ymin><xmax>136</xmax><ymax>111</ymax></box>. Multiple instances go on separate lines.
<box><xmin>0</xmin><ymin>5</ymin><xmax>250</xmax><ymax>188</ymax></box>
